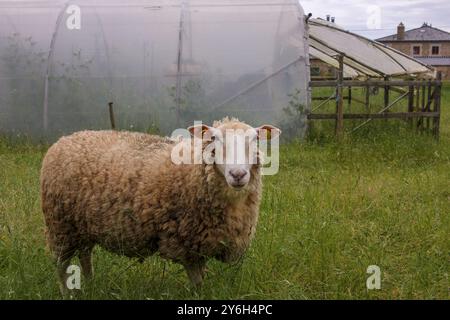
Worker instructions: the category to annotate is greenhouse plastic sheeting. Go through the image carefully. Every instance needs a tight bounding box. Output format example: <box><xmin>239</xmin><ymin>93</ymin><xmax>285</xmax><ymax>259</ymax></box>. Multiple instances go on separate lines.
<box><xmin>309</xmin><ymin>47</ymin><xmax>359</xmax><ymax>78</ymax></box>
<box><xmin>308</xmin><ymin>19</ymin><xmax>435</xmax><ymax>79</ymax></box>
<box><xmin>0</xmin><ymin>0</ymin><xmax>310</xmax><ymax>141</ymax></box>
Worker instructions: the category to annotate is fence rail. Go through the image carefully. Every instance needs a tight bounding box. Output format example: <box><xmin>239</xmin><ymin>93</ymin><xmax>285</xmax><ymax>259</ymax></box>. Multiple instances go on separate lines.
<box><xmin>307</xmin><ymin>65</ymin><xmax>442</xmax><ymax>139</ymax></box>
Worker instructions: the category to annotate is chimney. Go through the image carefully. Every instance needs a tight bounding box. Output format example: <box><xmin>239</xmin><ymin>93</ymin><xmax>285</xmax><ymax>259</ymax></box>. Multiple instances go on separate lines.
<box><xmin>397</xmin><ymin>22</ymin><xmax>405</xmax><ymax>41</ymax></box>
<box><xmin>326</xmin><ymin>15</ymin><xmax>330</xmax><ymax>22</ymax></box>
<box><xmin>331</xmin><ymin>17</ymin><xmax>335</xmax><ymax>23</ymax></box>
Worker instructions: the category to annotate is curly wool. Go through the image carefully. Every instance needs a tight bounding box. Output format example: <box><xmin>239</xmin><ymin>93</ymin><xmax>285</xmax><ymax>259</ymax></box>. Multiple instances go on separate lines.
<box><xmin>41</xmin><ymin>128</ymin><xmax>262</xmax><ymax>272</ymax></box>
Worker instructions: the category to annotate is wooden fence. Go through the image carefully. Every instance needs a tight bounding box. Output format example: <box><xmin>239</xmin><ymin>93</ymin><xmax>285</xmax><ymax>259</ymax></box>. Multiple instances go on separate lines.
<box><xmin>307</xmin><ymin>68</ymin><xmax>443</xmax><ymax>139</ymax></box>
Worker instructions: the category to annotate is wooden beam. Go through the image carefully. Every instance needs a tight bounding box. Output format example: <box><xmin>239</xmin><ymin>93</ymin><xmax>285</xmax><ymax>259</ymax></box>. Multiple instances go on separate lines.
<box><xmin>313</xmin><ymin>96</ymin><xmax>352</xmax><ymax>101</ymax></box>
<box><xmin>426</xmin><ymin>80</ymin><xmax>432</xmax><ymax>130</ymax></box>
<box><xmin>310</xmin><ymin>79</ymin><xmax>441</xmax><ymax>88</ymax></box>
<box><xmin>348</xmin><ymin>86</ymin><xmax>352</xmax><ymax>108</ymax></box>
<box><xmin>407</xmin><ymin>85</ymin><xmax>414</xmax><ymax>129</ymax></box>
<box><xmin>308</xmin><ymin>112</ymin><xmax>439</xmax><ymax>120</ymax></box>
<box><xmin>384</xmin><ymin>77</ymin><xmax>390</xmax><ymax>109</ymax></box>
<box><xmin>335</xmin><ymin>55</ymin><xmax>344</xmax><ymax>138</ymax></box>
<box><xmin>433</xmin><ymin>72</ymin><xmax>442</xmax><ymax>139</ymax></box>
<box><xmin>353</xmin><ymin>91</ymin><xmax>409</xmax><ymax>131</ymax></box>
<box><xmin>390</xmin><ymin>86</ymin><xmax>408</xmax><ymax>94</ymax></box>
<box><xmin>365</xmin><ymin>85</ymin><xmax>370</xmax><ymax>112</ymax></box>
<box><xmin>312</xmin><ymin>96</ymin><xmax>336</xmax><ymax>101</ymax></box>
<box><xmin>108</xmin><ymin>102</ymin><xmax>116</xmax><ymax>130</ymax></box>
<box><xmin>418</xmin><ymin>83</ymin><xmax>426</xmax><ymax>130</ymax></box>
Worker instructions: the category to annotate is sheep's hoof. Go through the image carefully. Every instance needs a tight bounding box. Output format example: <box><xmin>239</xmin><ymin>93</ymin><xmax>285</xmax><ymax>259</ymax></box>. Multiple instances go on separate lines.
<box><xmin>184</xmin><ymin>263</ymin><xmax>206</xmax><ymax>289</ymax></box>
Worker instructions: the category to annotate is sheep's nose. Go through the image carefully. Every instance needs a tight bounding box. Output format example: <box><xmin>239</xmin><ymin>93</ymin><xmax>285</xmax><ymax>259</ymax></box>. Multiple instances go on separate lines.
<box><xmin>229</xmin><ymin>169</ymin><xmax>247</xmax><ymax>181</ymax></box>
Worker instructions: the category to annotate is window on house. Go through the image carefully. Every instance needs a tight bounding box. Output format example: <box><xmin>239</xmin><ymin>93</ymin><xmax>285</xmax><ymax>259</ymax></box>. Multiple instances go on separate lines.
<box><xmin>412</xmin><ymin>46</ymin><xmax>421</xmax><ymax>55</ymax></box>
<box><xmin>432</xmin><ymin>46</ymin><xmax>440</xmax><ymax>55</ymax></box>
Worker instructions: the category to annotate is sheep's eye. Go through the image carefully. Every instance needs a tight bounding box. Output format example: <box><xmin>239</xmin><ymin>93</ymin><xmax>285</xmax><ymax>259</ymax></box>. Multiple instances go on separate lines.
<box><xmin>213</xmin><ymin>134</ymin><xmax>224</xmax><ymax>144</ymax></box>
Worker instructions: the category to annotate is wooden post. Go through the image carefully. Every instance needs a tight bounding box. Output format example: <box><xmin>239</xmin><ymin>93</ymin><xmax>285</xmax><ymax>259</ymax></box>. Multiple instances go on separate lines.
<box><xmin>365</xmin><ymin>84</ymin><xmax>370</xmax><ymax>113</ymax></box>
<box><xmin>384</xmin><ymin>76</ymin><xmax>390</xmax><ymax>109</ymax></box>
<box><xmin>108</xmin><ymin>102</ymin><xmax>116</xmax><ymax>130</ymax></box>
<box><xmin>426</xmin><ymin>80</ymin><xmax>432</xmax><ymax>130</ymax></box>
<box><xmin>419</xmin><ymin>83</ymin><xmax>426</xmax><ymax>131</ymax></box>
<box><xmin>348</xmin><ymin>86</ymin><xmax>352</xmax><ymax>111</ymax></box>
<box><xmin>433</xmin><ymin>72</ymin><xmax>442</xmax><ymax>140</ymax></box>
<box><xmin>414</xmin><ymin>83</ymin><xmax>421</xmax><ymax>130</ymax></box>
<box><xmin>335</xmin><ymin>55</ymin><xmax>344</xmax><ymax>138</ymax></box>
<box><xmin>383</xmin><ymin>77</ymin><xmax>390</xmax><ymax>124</ymax></box>
<box><xmin>407</xmin><ymin>85</ymin><xmax>414</xmax><ymax>127</ymax></box>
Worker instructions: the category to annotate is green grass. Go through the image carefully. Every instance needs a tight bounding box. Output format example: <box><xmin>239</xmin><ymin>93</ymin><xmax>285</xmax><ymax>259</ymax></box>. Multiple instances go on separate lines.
<box><xmin>0</xmin><ymin>86</ymin><xmax>449</xmax><ymax>300</ymax></box>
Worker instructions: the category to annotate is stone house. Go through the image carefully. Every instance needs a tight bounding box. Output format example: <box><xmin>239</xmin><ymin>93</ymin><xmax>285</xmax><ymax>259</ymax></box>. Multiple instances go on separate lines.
<box><xmin>376</xmin><ymin>23</ymin><xmax>450</xmax><ymax>79</ymax></box>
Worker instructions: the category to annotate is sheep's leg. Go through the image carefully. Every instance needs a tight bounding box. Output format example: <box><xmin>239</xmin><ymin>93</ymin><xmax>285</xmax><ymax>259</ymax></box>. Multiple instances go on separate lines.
<box><xmin>184</xmin><ymin>262</ymin><xmax>206</xmax><ymax>288</ymax></box>
<box><xmin>56</xmin><ymin>255</ymin><xmax>74</xmax><ymax>297</ymax></box>
<box><xmin>79</xmin><ymin>248</ymin><xmax>94</xmax><ymax>279</ymax></box>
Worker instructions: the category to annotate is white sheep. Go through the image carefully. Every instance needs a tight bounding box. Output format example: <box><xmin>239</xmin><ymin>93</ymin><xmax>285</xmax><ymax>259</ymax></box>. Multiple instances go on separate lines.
<box><xmin>40</xmin><ymin>118</ymin><xmax>280</xmax><ymax>292</ymax></box>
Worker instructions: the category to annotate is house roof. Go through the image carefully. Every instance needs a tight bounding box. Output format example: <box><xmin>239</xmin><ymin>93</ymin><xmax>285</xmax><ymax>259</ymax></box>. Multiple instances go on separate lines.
<box><xmin>377</xmin><ymin>24</ymin><xmax>450</xmax><ymax>42</ymax></box>
<box><xmin>415</xmin><ymin>56</ymin><xmax>450</xmax><ymax>66</ymax></box>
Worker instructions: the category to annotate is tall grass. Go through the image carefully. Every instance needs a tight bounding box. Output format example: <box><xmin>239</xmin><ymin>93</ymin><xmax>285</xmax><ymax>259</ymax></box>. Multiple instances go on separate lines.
<box><xmin>0</xmin><ymin>85</ymin><xmax>449</xmax><ymax>300</ymax></box>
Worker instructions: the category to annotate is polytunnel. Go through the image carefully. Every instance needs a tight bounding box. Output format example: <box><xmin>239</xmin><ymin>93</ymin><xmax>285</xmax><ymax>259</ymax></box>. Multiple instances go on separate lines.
<box><xmin>0</xmin><ymin>0</ymin><xmax>311</xmax><ymax>141</ymax></box>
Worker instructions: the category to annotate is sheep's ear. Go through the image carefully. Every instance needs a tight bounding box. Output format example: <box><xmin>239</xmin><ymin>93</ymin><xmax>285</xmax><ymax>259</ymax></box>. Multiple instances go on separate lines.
<box><xmin>187</xmin><ymin>124</ymin><xmax>212</xmax><ymax>139</ymax></box>
<box><xmin>256</xmin><ymin>125</ymin><xmax>281</xmax><ymax>140</ymax></box>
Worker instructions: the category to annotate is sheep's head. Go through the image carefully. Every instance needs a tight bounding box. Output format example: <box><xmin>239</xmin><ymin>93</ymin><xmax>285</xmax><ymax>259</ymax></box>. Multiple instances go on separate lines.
<box><xmin>188</xmin><ymin>118</ymin><xmax>281</xmax><ymax>191</ymax></box>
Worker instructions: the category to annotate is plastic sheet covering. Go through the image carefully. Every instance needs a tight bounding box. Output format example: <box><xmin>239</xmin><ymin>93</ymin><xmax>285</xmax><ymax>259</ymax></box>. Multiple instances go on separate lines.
<box><xmin>309</xmin><ymin>47</ymin><xmax>359</xmax><ymax>78</ymax></box>
<box><xmin>308</xmin><ymin>19</ymin><xmax>436</xmax><ymax>80</ymax></box>
<box><xmin>0</xmin><ymin>0</ymin><xmax>310</xmax><ymax>141</ymax></box>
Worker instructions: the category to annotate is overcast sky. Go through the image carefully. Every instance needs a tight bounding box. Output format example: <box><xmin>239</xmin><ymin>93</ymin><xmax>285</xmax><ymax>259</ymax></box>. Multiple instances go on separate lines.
<box><xmin>2</xmin><ymin>0</ymin><xmax>449</xmax><ymax>40</ymax></box>
<box><xmin>301</xmin><ymin>0</ymin><xmax>450</xmax><ymax>39</ymax></box>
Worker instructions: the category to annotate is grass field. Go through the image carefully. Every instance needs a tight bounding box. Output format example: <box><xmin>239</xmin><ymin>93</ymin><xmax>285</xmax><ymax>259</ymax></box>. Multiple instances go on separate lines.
<box><xmin>0</xmin><ymin>85</ymin><xmax>449</xmax><ymax>300</ymax></box>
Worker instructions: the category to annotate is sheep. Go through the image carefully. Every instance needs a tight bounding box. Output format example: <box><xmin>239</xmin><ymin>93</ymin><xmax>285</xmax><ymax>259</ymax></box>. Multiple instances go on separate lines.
<box><xmin>40</xmin><ymin>118</ymin><xmax>280</xmax><ymax>292</ymax></box>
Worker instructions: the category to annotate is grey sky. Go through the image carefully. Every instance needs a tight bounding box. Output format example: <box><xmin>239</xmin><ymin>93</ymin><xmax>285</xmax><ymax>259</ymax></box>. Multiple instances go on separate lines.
<box><xmin>2</xmin><ymin>0</ymin><xmax>448</xmax><ymax>40</ymax></box>
<box><xmin>301</xmin><ymin>0</ymin><xmax>450</xmax><ymax>39</ymax></box>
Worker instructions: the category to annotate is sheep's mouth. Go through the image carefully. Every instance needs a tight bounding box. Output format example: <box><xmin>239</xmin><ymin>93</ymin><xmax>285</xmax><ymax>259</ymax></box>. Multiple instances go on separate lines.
<box><xmin>229</xmin><ymin>183</ymin><xmax>247</xmax><ymax>191</ymax></box>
